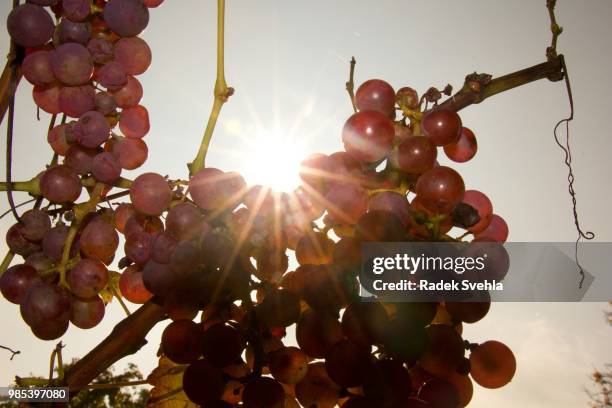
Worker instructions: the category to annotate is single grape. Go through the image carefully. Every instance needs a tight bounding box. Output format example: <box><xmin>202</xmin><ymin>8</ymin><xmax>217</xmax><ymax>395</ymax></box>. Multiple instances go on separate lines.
<box><xmin>355</xmin><ymin>79</ymin><xmax>396</xmax><ymax>116</ymax></box>
<box><xmin>189</xmin><ymin>168</ymin><xmax>246</xmax><ymax>212</ymax></box>
<box><xmin>362</xmin><ymin>359</ymin><xmax>412</xmax><ymax>404</ymax></box>
<box><xmin>368</xmin><ymin>191</ymin><xmax>411</xmax><ymax>226</ymax></box>
<box><xmin>111</xmin><ymin>137</ymin><xmax>147</xmax><ymax>170</ymax></box>
<box><xmin>182</xmin><ymin>359</ymin><xmax>225</xmax><ymax>405</ymax></box>
<box><xmin>22</xmin><ymin>50</ymin><xmax>55</xmax><ymax>86</ymax></box>
<box><xmin>295</xmin><ymin>232</ymin><xmax>334</xmax><ymax>265</ymax></box>
<box><xmin>163</xmin><ymin>291</ymin><xmax>199</xmax><ymax>321</ymax></box>
<box><xmin>114</xmin><ymin>37</ymin><xmax>152</xmax><ymax>75</ymax></box>
<box><xmin>96</xmin><ymin>61</ymin><xmax>128</xmax><ymax>91</ymax></box>
<box><xmin>396</xmin><ymin>86</ymin><xmax>419</xmax><ymax>109</ymax></box>
<box><xmin>324</xmin><ymin>182</ymin><xmax>368</xmax><ymax>225</ymax></box>
<box><xmin>68</xmin><ymin>258</ymin><xmax>109</xmax><ymax>298</ymax></box>
<box><xmin>381</xmin><ymin>317</ymin><xmax>428</xmax><ymax>365</ymax></box>
<box><xmin>87</xmin><ymin>37</ymin><xmax>114</xmax><ymax>65</ymax></box>
<box><xmin>202</xmin><ymin>323</ymin><xmax>245</xmax><ymax>367</ymax></box>
<box><xmin>129</xmin><ymin>173</ymin><xmax>172</xmax><ymax>216</ymax></box>
<box><xmin>79</xmin><ymin>218</ymin><xmax>119</xmax><ymax>262</ymax></box>
<box><xmin>94</xmin><ymin>91</ymin><xmax>118</xmax><ymax>116</ymax></box>
<box><xmin>124</xmin><ymin>213</ymin><xmax>164</xmax><ymax>237</ymax></box>
<box><xmin>7</xmin><ymin>4</ymin><xmax>54</xmax><ymax>48</ymax></box>
<box><xmin>446</xmin><ymin>297</ymin><xmax>491</xmax><ymax>324</ymax></box>
<box><xmin>469</xmin><ymin>340</ymin><xmax>516</xmax><ymax>389</ymax></box>
<box><xmin>0</xmin><ymin>264</ymin><xmax>41</xmax><ymax>304</ymax></box>
<box><xmin>48</xmin><ymin>123</ymin><xmax>71</xmax><ymax>155</ymax></box>
<box><xmin>19</xmin><ymin>209</ymin><xmax>51</xmax><ymax>242</ymax></box>
<box><xmin>415</xmin><ymin>166</ymin><xmax>465</xmax><ymax>214</ymax></box>
<box><xmin>299</xmin><ymin>153</ymin><xmax>334</xmax><ymax>191</ymax></box>
<box><xmin>418</xmin><ymin>377</ymin><xmax>461</xmax><ymax>408</ymax></box>
<box><xmin>25</xmin><ymin>252</ymin><xmax>55</xmax><ymax>276</ymax></box>
<box><xmin>342</xmin><ymin>110</ymin><xmax>395</xmax><ymax>163</ymax></box>
<box><xmin>42</xmin><ymin>225</ymin><xmax>72</xmax><ymax>261</ymax></box>
<box><xmin>396</xmin><ymin>136</ymin><xmax>438</xmax><ymax>174</ymax></box>
<box><xmin>103</xmin><ymin>0</ymin><xmax>150</xmax><ymax>37</ymax></box>
<box><xmin>325</xmin><ymin>339</ymin><xmax>372</xmax><ymax>387</ymax></box>
<box><xmin>269</xmin><ymin>346</ymin><xmax>309</xmax><ymax>384</ymax></box>
<box><xmin>295</xmin><ymin>362</ymin><xmax>341</xmax><ymax>408</ymax></box>
<box><xmin>118</xmin><ymin>265</ymin><xmax>152</xmax><ymax>303</ymax></box>
<box><xmin>422</xmin><ymin>109</ymin><xmax>462</xmax><ymax>146</ymax></box>
<box><xmin>257</xmin><ymin>289</ymin><xmax>301</xmax><ymax>328</ymax></box>
<box><xmin>142</xmin><ymin>260</ymin><xmax>173</xmax><ymax>297</ymax></box>
<box><xmin>124</xmin><ymin>231</ymin><xmax>151</xmax><ymax>266</ymax></box>
<box><xmin>242</xmin><ymin>377</ymin><xmax>286</xmax><ymax>408</ymax></box>
<box><xmin>161</xmin><ymin>319</ymin><xmax>203</xmax><ymax>364</ymax></box>
<box><xmin>51</xmin><ymin>43</ymin><xmax>93</xmax><ymax>86</ymax></box>
<box><xmin>55</xmin><ymin>19</ymin><xmax>91</xmax><ymax>45</ymax></box>
<box><xmin>59</xmin><ymin>85</ymin><xmax>96</xmax><ymax>118</ymax></box>
<box><xmin>444</xmin><ymin>127</ymin><xmax>477</xmax><ymax>163</ymax></box>
<box><xmin>70</xmin><ymin>295</ymin><xmax>105</xmax><ymax>329</ymax></box>
<box><xmin>65</xmin><ymin>144</ymin><xmax>98</xmax><ymax>175</ymax></box>
<box><xmin>6</xmin><ymin>224</ymin><xmax>41</xmax><ymax>257</ymax></box>
<box><xmin>62</xmin><ymin>0</ymin><xmax>91</xmax><ymax>22</ymax></box>
<box><xmin>474</xmin><ymin>214</ymin><xmax>508</xmax><ymax>242</ymax></box>
<box><xmin>40</xmin><ymin>165</ymin><xmax>82</xmax><ymax>203</ymax></box>
<box><xmin>341</xmin><ymin>302</ymin><xmax>389</xmax><ymax>346</ymax></box>
<box><xmin>111</xmin><ymin>75</ymin><xmax>143</xmax><ymax>108</ymax></box>
<box><xmin>150</xmin><ymin>232</ymin><xmax>177</xmax><ymax>264</ymax></box>
<box><xmin>92</xmin><ymin>152</ymin><xmax>122</xmax><ymax>183</ymax></box>
<box><xmin>33</xmin><ymin>84</ymin><xmax>62</xmax><ymax>114</ymax></box>
<box><xmin>296</xmin><ymin>309</ymin><xmax>344</xmax><ymax>358</ymax></box>
<box><xmin>20</xmin><ymin>282</ymin><xmax>71</xmax><ymax>330</ymax></box>
<box><xmin>113</xmin><ymin>203</ymin><xmax>135</xmax><ymax>233</ymax></box>
<box><xmin>74</xmin><ymin>110</ymin><xmax>110</xmax><ymax>148</ymax></box>
<box><xmin>119</xmin><ymin>105</ymin><xmax>150</xmax><ymax>138</ymax></box>
<box><xmin>419</xmin><ymin>324</ymin><xmax>465</xmax><ymax>377</ymax></box>
<box><xmin>165</xmin><ymin>202</ymin><xmax>205</xmax><ymax>241</ymax></box>
<box><xmin>460</xmin><ymin>190</ymin><xmax>493</xmax><ymax>233</ymax></box>
<box><xmin>354</xmin><ymin>210</ymin><xmax>406</xmax><ymax>242</ymax></box>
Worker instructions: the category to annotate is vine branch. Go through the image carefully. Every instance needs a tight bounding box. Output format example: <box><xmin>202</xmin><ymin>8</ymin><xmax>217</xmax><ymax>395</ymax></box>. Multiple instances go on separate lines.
<box><xmin>0</xmin><ymin>344</ymin><xmax>20</xmax><ymax>360</ymax></box>
<box><xmin>189</xmin><ymin>0</ymin><xmax>233</xmax><ymax>175</ymax></box>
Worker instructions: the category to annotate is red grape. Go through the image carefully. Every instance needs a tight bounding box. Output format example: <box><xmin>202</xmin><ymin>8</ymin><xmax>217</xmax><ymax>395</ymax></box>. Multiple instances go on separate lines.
<box><xmin>118</xmin><ymin>265</ymin><xmax>152</xmax><ymax>303</ymax></box>
<box><xmin>112</xmin><ymin>137</ymin><xmax>148</xmax><ymax>170</ymax></box>
<box><xmin>469</xmin><ymin>340</ymin><xmax>516</xmax><ymax>389</ymax></box>
<box><xmin>103</xmin><ymin>0</ymin><xmax>150</xmax><ymax>37</ymax></box>
<box><xmin>119</xmin><ymin>105</ymin><xmax>150</xmax><ymax>138</ymax></box>
<box><xmin>189</xmin><ymin>168</ymin><xmax>245</xmax><ymax>212</ymax></box>
<box><xmin>79</xmin><ymin>218</ymin><xmax>119</xmax><ymax>262</ymax></box>
<box><xmin>124</xmin><ymin>231</ymin><xmax>151</xmax><ymax>266</ymax></box>
<box><xmin>161</xmin><ymin>319</ymin><xmax>203</xmax><ymax>364</ymax></box>
<box><xmin>48</xmin><ymin>124</ymin><xmax>71</xmax><ymax>155</ymax></box>
<box><xmin>269</xmin><ymin>346</ymin><xmax>309</xmax><ymax>384</ymax></box>
<box><xmin>62</xmin><ymin>0</ymin><xmax>91</xmax><ymax>22</ymax></box>
<box><xmin>415</xmin><ymin>166</ymin><xmax>465</xmax><ymax>214</ymax></box>
<box><xmin>22</xmin><ymin>50</ymin><xmax>55</xmax><ymax>86</ymax></box>
<box><xmin>295</xmin><ymin>232</ymin><xmax>334</xmax><ymax>265</ymax></box>
<box><xmin>130</xmin><ymin>173</ymin><xmax>172</xmax><ymax>216</ymax></box>
<box><xmin>296</xmin><ymin>309</ymin><xmax>344</xmax><ymax>358</ymax></box>
<box><xmin>92</xmin><ymin>152</ymin><xmax>122</xmax><ymax>183</ymax></box>
<box><xmin>299</xmin><ymin>153</ymin><xmax>334</xmax><ymax>191</ymax></box>
<box><xmin>150</xmin><ymin>232</ymin><xmax>178</xmax><ymax>264</ymax></box>
<box><xmin>68</xmin><ymin>258</ymin><xmax>109</xmax><ymax>298</ymax></box>
<box><xmin>420</xmin><ymin>324</ymin><xmax>465</xmax><ymax>377</ymax></box>
<box><xmin>87</xmin><ymin>37</ymin><xmax>114</xmax><ymax>65</ymax></box>
<box><xmin>257</xmin><ymin>289</ymin><xmax>301</xmax><ymax>328</ymax></box>
<box><xmin>95</xmin><ymin>91</ymin><xmax>118</xmax><ymax>115</ymax></box>
<box><xmin>20</xmin><ymin>282</ymin><xmax>71</xmax><ymax>332</ymax></box>
<box><xmin>396</xmin><ymin>136</ymin><xmax>438</xmax><ymax>174</ymax></box>
<box><xmin>111</xmin><ymin>75</ymin><xmax>143</xmax><ymax>108</ymax></box>
<box><xmin>461</xmin><ymin>190</ymin><xmax>493</xmax><ymax>233</ymax></box>
<box><xmin>51</xmin><ymin>43</ymin><xmax>93</xmax><ymax>86</ymax></box>
<box><xmin>474</xmin><ymin>214</ymin><xmax>508</xmax><ymax>242</ymax></box>
<box><xmin>40</xmin><ymin>165</ymin><xmax>82</xmax><ymax>203</ymax></box>
<box><xmin>165</xmin><ymin>202</ymin><xmax>205</xmax><ymax>241</ymax></box>
<box><xmin>444</xmin><ymin>127</ymin><xmax>477</xmax><ymax>163</ymax></box>
<box><xmin>25</xmin><ymin>252</ymin><xmax>55</xmax><ymax>275</ymax></box>
<box><xmin>342</xmin><ymin>110</ymin><xmax>395</xmax><ymax>163</ymax></box>
<box><xmin>65</xmin><ymin>144</ymin><xmax>98</xmax><ymax>175</ymax></box>
<box><xmin>20</xmin><ymin>209</ymin><xmax>51</xmax><ymax>242</ymax></box>
<box><xmin>42</xmin><ymin>225</ymin><xmax>72</xmax><ymax>261</ymax></box>
<box><xmin>324</xmin><ymin>339</ymin><xmax>372</xmax><ymax>387</ymax></box>
<box><xmin>396</xmin><ymin>86</ymin><xmax>419</xmax><ymax>109</ymax></box>
<box><xmin>113</xmin><ymin>203</ymin><xmax>135</xmax><ymax>233</ymax></box>
<box><xmin>6</xmin><ymin>224</ymin><xmax>41</xmax><ymax>257</ymax></box>
<box><xmin>183</xmin><ymin>359</ymin><xmax>225</xmax><ymax>405</ymax></box>
<box><xmin>0</xmin><ymin>264</ymin><xmax>41</xmax><ymax>304</ymax></box>
<box><xmin>74</xmin><ymin>110</ymin><xmax>110</xmax><ymax>148</ymax></box>
<box><xmin>142</xmin><ymin>260</ymin><xmax>173</xmax><ymax>297</ymax></box>
<box><xmin>324</xmin><ymin>182</ymin><xmax>368</xmax><ymax>225</ymax></box>
<box><xmin>368</xmin><ymin>191</ymin><xmax>411</xmax><ymax>226</ymax></box>
<box><xmin>421</xmin><ymin>109</ymin><xmax>462</xmax><ymax>146</ymax></box>
<box><xmin>295</xmin><ymin>362</ymin><xmax>341</xmax><ymax>408</ymax></box>
<box><xmin>242</xmin><ymin>377</ymin><xmax>285</xmax><ymax>408</ymax></box>
<box><xmin>7</xmin><ymin>4</ymin><xmax>54</xmax><ymax>48</ymax></box>
<box><xmin>114</xmin><ymin>37</ymin><xmax>152</xmax><ymax>75</ymax></box>
<box><xmin>96</xmin><ymin>61</ymin><xmax>127</xmax><ymax>90</ymax></box>
<box><xmin>144</xmin><ymin>0</ymin><xmax>164</xmax><ymax>7</ymax></box>
<box><xmin>418</xmin><ymin>378</ymin><xmax>460</xmax><ymax>408</ymax></box>
<box><xmin>70</xmin><ymin>295</ymin><xmax>105</xmax><ymax>329</ymax></box>
<box><xmin>33</xmin><ymin>84</ymin><xmax>62</xmax><ymax>114</ymax></box>
<box><xmin>355</xmin><ymin>79</ymin><xmax>396</xmax><ymax>116</ymax></box>
<box><xmin>202</xmin><ymin>323</ymin><xmax>246</xmax><ymax>367</ymax></box>
<box><xmin>341</xmin><ymin>301</ymin><xmax>389</xmax><ymax>346</ymax></box>
<box><xmin>56</xmin><ymin>19</ymin><xmax>91</xmax><ymax>45</ymax></box>
<box><xmin>59</xmin><ymin>85</ymin><xmax>96</xmax><ymax>118</ymax></box>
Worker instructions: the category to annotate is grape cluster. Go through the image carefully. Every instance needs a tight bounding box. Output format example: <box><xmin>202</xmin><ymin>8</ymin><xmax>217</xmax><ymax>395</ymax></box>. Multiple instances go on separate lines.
<box><xmin>1</xmin><ymin>0</ymin><xmax>161</xmax><ymax>339</ymax></box>
<box><xmin>1</xmin><ymin>2</ymin><xmax>516</xmax><ymax>407</ymax></box>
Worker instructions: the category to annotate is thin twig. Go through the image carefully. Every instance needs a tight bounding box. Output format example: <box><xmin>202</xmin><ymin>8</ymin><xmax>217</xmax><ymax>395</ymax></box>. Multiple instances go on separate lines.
<box><xmin>0</xmin><ymin>345</ymin><xmax>21</xmax><ymax>360</ymax></box>
<box><xmin>111</xmin><ymin>286</ymin><xmax>131</xmax><ymax>317</ymax></box>
<box><xmin>546</xmin><ymin>0</ymin><xmax>563</xmax><ymax>60</ymax></box>
<box><xmin>345</xmin><ymin>56</ymin><xmax>357</xmax><ymax>113</ymax></box>
<box><xmin>0</xmin><ymin>251</ymin><xmax>15</xmax><ymax>276</ymax></box>
<box><xmin>189</xmin><ymin>0</ymin><xmax>233</xmax><ymax>175</ymax></box>
<box><xmin>85</xmin><ymin>379</ymin><xmax>148</xmax><ymax>390</ymax></box>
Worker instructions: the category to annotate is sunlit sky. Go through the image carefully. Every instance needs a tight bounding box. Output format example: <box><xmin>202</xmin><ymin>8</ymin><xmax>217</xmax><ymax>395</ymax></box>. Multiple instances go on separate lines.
<box><xmin>1</xmin><ymin>1</ymin><xmax>612</xmax><ymax>407</ymax></box>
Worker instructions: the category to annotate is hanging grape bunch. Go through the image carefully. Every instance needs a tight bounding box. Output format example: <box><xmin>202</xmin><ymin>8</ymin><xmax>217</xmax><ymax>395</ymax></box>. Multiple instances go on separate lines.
<box><xmin>3</xmin><ymin>0</ymin><xmax>577</xmax><ymax>407</ymax></box>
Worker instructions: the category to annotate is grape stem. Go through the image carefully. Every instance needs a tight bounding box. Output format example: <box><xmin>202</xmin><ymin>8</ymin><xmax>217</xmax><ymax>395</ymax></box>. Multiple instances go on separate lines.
<box><xmin>189</xmin><ymin>0</ymin><xmax>234</xmax><ymax>176</ymax></box>
<box><xmin>0</xmin><ymin>344</ymin><xmax>20</xmax><ymax>360</ymax></box>
<box><xmin>0</xmin><ymin>178</ymin><xmax>41</xmax><ymax>194</ymax></box>
<box><xmin>546</xmin><ymin>0</ymin><xmax>562</xmax><ymax>61</ymax></box>
<box><xmin>345</xmin><ymin>56</ymin><xmax>358</xmax><ymax>113</ymax></box>
<box><xmin>0</xmin><ymin>251</ymin><xmax>15</xmax><ymax>277</ymax></box>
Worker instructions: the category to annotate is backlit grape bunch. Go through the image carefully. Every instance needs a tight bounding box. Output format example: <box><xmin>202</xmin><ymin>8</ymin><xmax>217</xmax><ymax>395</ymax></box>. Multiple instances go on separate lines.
<box><xmin>1</xmin><ymin>2</ymin><xmax>516</xmax><ymax>407</ymax></box>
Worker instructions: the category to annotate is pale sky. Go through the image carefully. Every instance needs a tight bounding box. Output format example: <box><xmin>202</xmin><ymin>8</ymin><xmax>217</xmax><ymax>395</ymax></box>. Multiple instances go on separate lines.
<box><xmin>1</xmin><ymin>1</ymin><xmax>611</xmax><ymax>407</ymax></box>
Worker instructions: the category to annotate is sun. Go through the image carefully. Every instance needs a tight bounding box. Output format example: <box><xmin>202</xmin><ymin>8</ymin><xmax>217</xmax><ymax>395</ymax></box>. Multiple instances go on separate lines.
<box><xmin>241</xmin><ymin>132</ymin><xmax>305</xmax><ymax>192</ymax></box>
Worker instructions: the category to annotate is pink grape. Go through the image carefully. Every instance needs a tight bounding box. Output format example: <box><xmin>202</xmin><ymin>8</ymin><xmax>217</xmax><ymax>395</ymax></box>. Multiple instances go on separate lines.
<box><xmin>70</xmin><ymin>295</ymin><xmax>105</xmax><ymax>329</ymax></box>
<box><xmin>189</xmin><ymin>168</ymin><xmax>245</xmax><ymax>212</ymax></box>
<box><xmin>68</xmin><ymin>258</ymin><xmax>109</xmax><ymax>298</ymax></box>
<box><xmin>104</xmin><ymin>0</ymin><xmax>150</xmax><ymax>37</ymax></box>
<box><xmin>65</xmin><ymin>144</ymin><xmax>98</xmax><ymax>175</ymax></box>
<box><xmin>74</xmin><ymin>110</ymin><xmax>110</xmax><ymax>148</ymax></box>
<box><xmin>355</xmin><ymin>79</ymin><xmax>396</xmax><ymax>116</ymax></box>
<box><xmin>51</xmin><ymin>43</ymin><xmax>94</xmax><ymax>86</ymax></box>
<box><xmin>59</xmin><ymin>85</ymin><xmax>96</xmax><ymax>118</ymax></box>
<box><xmin>114</xmin><ymin>37</ymin><xmax>152</xmax><ymax>75</ymax></box>
<box><xmin>79</xmin><ymin>218</ymin><xmax>120</xmax><ymax>263</ymax></box>
<box><xmin>87</xmin><ymin>37</ymin><xmax>114</xmax><ymax>65</ymax></box>
<box><xmin>61</xmin><ymin>0</ymin><xmax>91</xmax><ymax>22</ymax></box>
<box><xmin>40</xmin><ymin>165</ymin><xmax>82</xmax><ymax>203</ymax></box>
<box><xmin>7</xmin><ymin>4</ymin><xmax>54</xmax><ymax>48</ymax></box>
<box><xmin>444</xmin><ymin>126</ymin><xmax>478</xmax><ymax>162</ymax></box>
<box><xmin>94</xmin><ymin>91</ymin><xmax>118</xmax><ymax>115</ymax></box>
<box><xmin>92</xmin><ymin>152</ymin><xmax>122</xmax><ymax>183</ymax></box>
<box><xmin>48</xmin><ymin>124</ymin><xmax>71</xmax><ymax>155</ymax></box>
<box><xmin>130</xmin><ymin>173</ymin><xmax>172</xmax><ymax>216</ymax></box>
<box><xmin>119</xmin><ymin>266</ymin><xmax>152</xmax><ymax>304</ymax></box>
<box><xmin>112</xmin><ymin>138</ymin><xmax>148</xmax><ymax>170</ymax></box>
<box><xmin>111</xmin><ymin>75</ymin><xmax>143</xmax><ymax>108</ymax></box>
<box><xmin>96</xmin><ymin>61</ymin><xmax>127</xmax><ymax>90</ymax></box>
<box><xmin>462</xmin><ymin>190</ymin><xmax>493</xmax><ymax>233</ymax></box>
<box><xmin>342</xmin><ymin>110</ymin><xmax>394</xmax><ymax>163</ymax></box>
<box><xmin>22</xmin><ymin>50</ymin><xmax>55</xmax><ymax>86</ymax></box>
<box><xmin>119</xmin><ymin>105</ymin><xmax>150</xmax><ymax>138</ymax></box>
<box><xmin>0</xmin><ymin>264</ymin><xmax>41</xmax><ymax>304</ymax></box>
<box><xmin>166</xmin><ymin>202</ymin><xmax>205</xmax><ymax>241</ymax></box>
<box><xmin>33</xmin><ymin>84</ymin><xmax>62</xmax><ymax>114</ymax></box>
